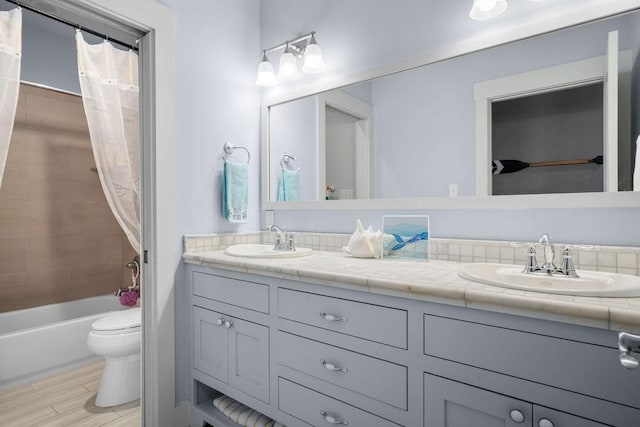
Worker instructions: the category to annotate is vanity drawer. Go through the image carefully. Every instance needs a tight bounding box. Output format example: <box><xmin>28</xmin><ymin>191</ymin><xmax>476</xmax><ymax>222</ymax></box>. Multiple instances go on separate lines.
<box><xmin>278</xmin><ymin>288</ymin><xmax>407</xmax><ymax>348</ymax></box>
<box><xmin>193</xmin><ymin>272</ymin><xmax>269</xmax><ymax>313</ymax></box>
<box><xmin>424</xmin><ymin>314</ymin><xmax>640</xmax><ymax>409</ymax></box>
<box><xmin>277</xmin><ymin>331</ymin><xmax>407</xmax><ymax>410</ymax></box>
<box><xmin>278</xmin><ymin>377</ymin><xmax>402</xmax><ymax>427</ymax></box>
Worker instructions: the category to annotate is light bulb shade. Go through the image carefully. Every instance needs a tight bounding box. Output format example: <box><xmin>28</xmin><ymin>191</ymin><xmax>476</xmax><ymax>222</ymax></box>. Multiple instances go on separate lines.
<box><xmin>256</xmin><ymin>59</ymin><xmax>277</xmax><ymax>86</ymax></box>
<box><xmin>469</xmin><ymin>0</ymin><xmax>508</xmax><ymax>20</ymax></box>
<box><xmin>302</xmin><ymin>43</ymin><xmax>326</xmax><ymax>73</ymax></box>
<box><xmin>279</xmin><ymin>51</ymin><xmax>299</xmax><ymax>80</ymax></box>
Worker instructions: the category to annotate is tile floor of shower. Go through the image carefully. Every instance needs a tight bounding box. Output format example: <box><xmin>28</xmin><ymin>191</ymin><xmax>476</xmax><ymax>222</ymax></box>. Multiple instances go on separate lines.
<box><xmin>0</xmin><ymin>361</ymin><xmax>140</xmax><ymax>426</ymax></box>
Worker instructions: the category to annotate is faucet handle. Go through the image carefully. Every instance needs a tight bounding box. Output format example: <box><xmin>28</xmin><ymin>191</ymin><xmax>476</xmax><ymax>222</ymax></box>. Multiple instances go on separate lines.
<box><xmin>286</xmin><ymin>231</ymin><xmax>300</xmax><ymax>251</ymax></box>
<box><xmin>523</xmin><ymin>244</ymin><xmax>539</xmax><ymax>273</ymax></box>
<box><xmin>559</xmin><ymin>246</ymin><xmax>579</xmax><ymax>278</ymax></box>
<box><xmin>564</xmin><ymin>244</ymin><xmax>595</xmax><ymax>250</ymax></box>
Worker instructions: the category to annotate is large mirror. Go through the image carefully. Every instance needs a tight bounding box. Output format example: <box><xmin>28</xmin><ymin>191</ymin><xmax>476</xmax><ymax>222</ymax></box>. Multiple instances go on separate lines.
<box><xmin>265</xmin><ymin>8</ymin><xmax>640</xmax><ymax>205</ymax></box>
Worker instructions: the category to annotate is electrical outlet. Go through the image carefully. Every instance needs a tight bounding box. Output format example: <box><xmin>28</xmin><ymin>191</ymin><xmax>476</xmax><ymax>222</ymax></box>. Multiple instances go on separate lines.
<box><xmin>448</xmin><ymin>184</ymin><xmax>458</xmax><ymax>198</ymax></box>
<box><xmin>340</xmin><ymin>189</ymin><xmax>354</xmax><ymax>200</ymax></box>
<box><xmin>265</xmin><ymin>210</ymin><xmax>275</xmax><ymax>228</ymax></box>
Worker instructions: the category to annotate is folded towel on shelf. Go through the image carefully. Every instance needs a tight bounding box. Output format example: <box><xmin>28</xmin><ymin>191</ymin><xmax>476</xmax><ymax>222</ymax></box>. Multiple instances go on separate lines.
<box><xmin>213</xmin><ymin>395</ymin><xmax>285</xmax><ymax>427</ymax></box>
<box><xmin>277</xmin><ymin>168</ymin><xmax>300</xmax><ymax>201</ymax></box>
<box><xmin>222</xmin><ymin>161</ymin><xmax>248</xmax><ymax>223</ymax></box>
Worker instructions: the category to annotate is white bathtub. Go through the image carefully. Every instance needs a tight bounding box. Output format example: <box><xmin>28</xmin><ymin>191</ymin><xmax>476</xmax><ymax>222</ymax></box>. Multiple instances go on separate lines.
<box><xmin>0</xmin><ymin>295</ymin><xmax>124</xmax><ymax>389</ymax></box>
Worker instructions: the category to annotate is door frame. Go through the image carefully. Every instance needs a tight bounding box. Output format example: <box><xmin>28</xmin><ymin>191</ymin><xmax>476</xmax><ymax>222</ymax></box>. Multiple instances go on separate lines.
<box><xmin>60</xmin><ymin>1</ymin><xmax>176</xmax><ymax>426</ymax></box>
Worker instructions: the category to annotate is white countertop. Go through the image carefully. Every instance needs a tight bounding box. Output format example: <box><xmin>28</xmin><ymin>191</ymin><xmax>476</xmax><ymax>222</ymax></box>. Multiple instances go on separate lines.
<box><xmin>183</xmin><ymin>249</ymin><xmax>640</xmax><ymax>333</ymax></box>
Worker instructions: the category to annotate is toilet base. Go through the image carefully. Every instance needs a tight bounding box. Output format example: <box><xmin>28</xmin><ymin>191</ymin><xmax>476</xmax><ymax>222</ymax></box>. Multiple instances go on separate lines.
<box><xmin>95</xmin><ymin>353</ymin><xmax>141</xmax><ymax>407</ymax></box>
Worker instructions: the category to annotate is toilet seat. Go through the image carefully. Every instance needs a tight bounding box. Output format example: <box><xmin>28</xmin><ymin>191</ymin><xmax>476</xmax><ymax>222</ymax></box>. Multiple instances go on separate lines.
<box><xmin>91</xmin><ymin>308</ymin><xmax>141</xmax><ymax>335</ymax></box>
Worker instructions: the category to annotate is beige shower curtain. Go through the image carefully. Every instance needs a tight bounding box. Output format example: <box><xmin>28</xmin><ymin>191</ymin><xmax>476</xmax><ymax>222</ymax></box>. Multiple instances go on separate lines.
<box><xmin>76</xmin><ymin>32</ymin><xmax>141</xmax><ymax>253</ymax></box>
<box><xmin>0</xmin><ymin>8</ymin><xmax>21</xmax><ymax>190</ymax></box>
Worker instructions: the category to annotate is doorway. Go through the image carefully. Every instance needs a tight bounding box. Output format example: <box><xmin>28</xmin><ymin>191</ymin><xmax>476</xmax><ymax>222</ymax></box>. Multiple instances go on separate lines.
<box><xmin>474</xmin><ymin>31</ymin><xmax>631</xmax><ymax>196</ymax></box>
<box><xmin>317</xmin><ymin>90</ymin><xmax>373</xmax><ymax>200</ymax></box>
<box><xmin>491</xmin><ymin>83</ymin><xmax>604</xmax><ymax>195</ymax></box>
<box><xmin>0</xmin><ymin>0</ymin><xmax>176</xmax><ymax>425</ymax></box>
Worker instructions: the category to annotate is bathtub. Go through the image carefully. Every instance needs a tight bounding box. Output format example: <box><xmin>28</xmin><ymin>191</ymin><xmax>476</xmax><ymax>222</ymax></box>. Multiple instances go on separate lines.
<box><xmin>0</xmin><ymin>294</ymin><xmax>124</xmax><ymax>389</ymax></box>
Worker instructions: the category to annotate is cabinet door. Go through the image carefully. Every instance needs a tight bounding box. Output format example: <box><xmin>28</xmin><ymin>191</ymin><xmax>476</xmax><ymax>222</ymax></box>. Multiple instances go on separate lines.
<box><xmin>425</xmin><ymin>374</ymin><xmax>532</xmax><ymax>427</ymax></box>
<box><xmin>227</xmin><ymin>316</ymin><xmax>270</xmax><ymax>403</ymax></box>
<box><xmin>534</xmin><ymin>406</ymin><xmax>609</xmax><ymax>427</ymax></box>
<box><xmin>193</xmin><ymin>306</ymin><xmax>228</xmax><ymax>383</ymax></box>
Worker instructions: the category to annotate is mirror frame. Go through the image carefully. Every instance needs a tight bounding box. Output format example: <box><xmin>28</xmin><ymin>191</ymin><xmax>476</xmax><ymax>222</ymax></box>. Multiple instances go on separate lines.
<box><xmin>261</xmin><ymin>1</ymin><xmax>640</xmax><ymax>211</ymax></box>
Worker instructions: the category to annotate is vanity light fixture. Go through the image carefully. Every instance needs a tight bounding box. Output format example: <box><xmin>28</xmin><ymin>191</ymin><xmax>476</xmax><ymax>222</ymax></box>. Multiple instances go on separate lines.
<box><xmin>279</xmin><ymin>43</ymin><xmax>300</xmax><ymax>80</ymax></box>
<box><xmin>256</xmin><ymin>52</ymin><xmax>277</xmax><ymax>86</ymax></box>
<box><xmin>469</xmin><ymin>0</ymin><xmax>508</xmax><ymax>20</ymax></box>
<box><xmin>256</xmin><ymin>31</ymin><xmax>326</xmax><ymax>86</ymax></box>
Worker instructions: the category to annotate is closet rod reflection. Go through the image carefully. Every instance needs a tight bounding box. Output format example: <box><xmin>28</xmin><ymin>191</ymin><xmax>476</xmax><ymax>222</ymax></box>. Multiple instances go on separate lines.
<box><xmin>3</xmin><ymin>0</ymin><xmax>138</xmax><ymax>50</ymax></box>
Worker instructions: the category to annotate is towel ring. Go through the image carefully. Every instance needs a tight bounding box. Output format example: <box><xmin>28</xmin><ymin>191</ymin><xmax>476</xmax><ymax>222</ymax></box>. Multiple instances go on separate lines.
<box><xmin>281</xmin><ymin>153</ymin><xmax>297</xmax><ymax>170</ymax></box>
<box><xmin>223</xmin><ymin>141</ymin><xmax>250</xmax><ymax>164</ymax></box>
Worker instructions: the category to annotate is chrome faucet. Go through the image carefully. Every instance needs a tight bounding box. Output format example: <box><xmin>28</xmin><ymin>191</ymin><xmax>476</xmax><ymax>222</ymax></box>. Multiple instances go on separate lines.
<box><xmin>267</xmin><ymin>224</ymin><xmax>297</xmax><ymax>251</ymax></box>
<box><xmin>521</xmin><ymin>234</ymin><xmax>580</xmax><ymax>278</ymax></box>
<box><xmin>538</xmin><ymin>234</ymin><xmax>557</xmax><ymax>274</ymax></box>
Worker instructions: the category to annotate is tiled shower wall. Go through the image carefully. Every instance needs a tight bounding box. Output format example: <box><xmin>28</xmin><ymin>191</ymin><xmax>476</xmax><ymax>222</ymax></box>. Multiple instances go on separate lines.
<box><xmin>0</xmin><ymin>84</ymin><xmax>136</xmax><ymax>313</ymax></box>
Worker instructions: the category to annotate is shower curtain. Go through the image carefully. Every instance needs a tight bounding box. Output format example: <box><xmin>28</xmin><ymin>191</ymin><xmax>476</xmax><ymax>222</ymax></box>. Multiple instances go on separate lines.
<box><xmin>76</xmin><ymin>32</ymin><xmax>141</xmax><ymax>253</ymax></box>
<box><xmin>0</xmin><ymin>8</ymin><xmax>21</xmax><ymax>190</ymax></box>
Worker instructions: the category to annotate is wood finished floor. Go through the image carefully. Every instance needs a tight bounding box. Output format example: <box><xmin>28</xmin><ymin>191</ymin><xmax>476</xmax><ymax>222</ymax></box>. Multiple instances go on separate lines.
<box><xmin>0</xmin><ymin>361</ymin><xmax>140</xmax><ymax>427</ymax></box>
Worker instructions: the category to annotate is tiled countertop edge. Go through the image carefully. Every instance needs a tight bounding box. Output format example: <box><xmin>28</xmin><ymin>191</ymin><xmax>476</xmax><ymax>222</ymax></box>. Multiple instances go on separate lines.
<box><xmin>183</xmin><ymin>251</ymin><xmax>640</xmax><ymax>334</ymax></box>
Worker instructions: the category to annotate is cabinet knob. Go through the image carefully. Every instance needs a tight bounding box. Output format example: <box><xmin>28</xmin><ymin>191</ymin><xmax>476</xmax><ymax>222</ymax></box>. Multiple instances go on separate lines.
<box><xmin>215</xmin><ymin>318</ymin><xmax>225</xmax><ymax>326</ymax></box>
<box><xmin>223</xmin><ymin>320</ymin><xmax>233</xmax><ymax>328</ymax></box>
<box><xmin>320</xmin><ymin>410</ymin><xmax>349</xmax><ymax>425</ymax></box>
<box><xmin>509</xmin><ymin>409</ymin><xmax>525</xmax><ymax>423</ymax></box>
<box><xmin>538</xmin><ymin>418</ymin><xmax>554</xmax><ymax>427</ymax></box>
<box><xmin>321</xmin><ymin>359</ymin><xmax>348</xmax><ymax>373</ymax></box>
<box><xmin>320</xmin><ymin>312</ymin><xmax>348</xmax><ymax>322</ymax></box>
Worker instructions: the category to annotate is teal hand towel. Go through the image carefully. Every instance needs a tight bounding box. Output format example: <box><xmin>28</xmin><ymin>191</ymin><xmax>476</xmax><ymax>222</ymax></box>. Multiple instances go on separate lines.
<box><xmin>222</xmin><ymin>161</ymin><xmax>248</xmax><ymax>223</ymax></box>
<box><xmin>277</xmin><ymin>168</ymin><xmax>300</xmax><ymax>201</ymax></box>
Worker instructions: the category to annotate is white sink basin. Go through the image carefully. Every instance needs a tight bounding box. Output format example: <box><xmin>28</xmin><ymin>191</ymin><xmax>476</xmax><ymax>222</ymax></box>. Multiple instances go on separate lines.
<box><xmin>224</xmin><ymin>244</ymin><xmax>312</xmax><ymax>259</ymax></box>
<box><xmin>459</xmin><ymin>263</ymin><xmax>640</xmax><ymax>297</ymax></box>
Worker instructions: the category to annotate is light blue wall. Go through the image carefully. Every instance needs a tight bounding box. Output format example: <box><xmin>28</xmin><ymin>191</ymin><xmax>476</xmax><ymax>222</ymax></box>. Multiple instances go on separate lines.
<box><xmin>269</xmin><ymin>96</ymin><xmax>317</xmax><ymax>201</ymax></box>
<box><xmin>167</xmin><ymin>0</ymin><xmax>262</xmax><ymax>236</ymax></box>
<box><xmin>162</xmin><ymin>0</ymin><xmax>261</xmax><ymax>404</ymax></box>
<box><xmin>261</xmin><ymin>1</ymin><xmax>640</xmax><ymax>247</ymax></box>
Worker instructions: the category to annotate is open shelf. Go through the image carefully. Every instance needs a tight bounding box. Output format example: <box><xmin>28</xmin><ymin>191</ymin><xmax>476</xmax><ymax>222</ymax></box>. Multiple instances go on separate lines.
<box><xmin>194</xmin><ymin>381</ymin><xmax>244</xmax><ymax>427</ymax></box>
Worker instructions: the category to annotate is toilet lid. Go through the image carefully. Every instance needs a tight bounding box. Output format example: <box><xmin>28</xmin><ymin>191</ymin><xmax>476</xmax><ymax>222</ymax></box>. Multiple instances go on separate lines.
<box><xmin>92</xmin><ymin>307</ymin><xmax>141</xmax><ymax>332</ymax></box>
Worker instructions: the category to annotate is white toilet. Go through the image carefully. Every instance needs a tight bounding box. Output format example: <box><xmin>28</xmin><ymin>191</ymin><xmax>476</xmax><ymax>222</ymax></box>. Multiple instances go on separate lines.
<box><xmin>87</xmin><ymin>307</ymin><xmax>141</xmax><ymax>407</ymax></box>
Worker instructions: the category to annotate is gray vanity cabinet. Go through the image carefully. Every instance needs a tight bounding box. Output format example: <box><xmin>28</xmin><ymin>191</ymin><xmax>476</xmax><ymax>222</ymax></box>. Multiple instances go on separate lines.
<box><xmin>188</xmin><ymin>265</ymin><xmax>640</xmax><ymax>427</ymax></box>
<box><xmin>424</xmin><ymin>373</ymin><xmax>531</xmax><ymax>427</ymax></box>
<box><xmin>193</xmin><ymin>305</ymin><xmax>270</xmax><ymax>403</ymax></box>
<box><xmin>424</xmin><ymin>374</ymin><xmax>608</xmax><ymax>427</ymax></box>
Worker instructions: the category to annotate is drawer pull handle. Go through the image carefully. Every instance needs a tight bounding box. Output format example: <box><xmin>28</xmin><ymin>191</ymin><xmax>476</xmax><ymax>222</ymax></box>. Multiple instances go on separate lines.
<box><xmin>538</xmin><ymin>419</ymin><xmax>554</xmax><ymax>427</ymax></box>
<box><xmin>320</xmin><ymin>312</ymin><xmax>348</xmax><ymax>322</ymax></box>
<box><xmin>321</xmin><ymin>359</ymin><xmax>348</xmax><ymax>373</ymax></box>
<box><xmin>509</xmin><ymin>409</ymin><xmax>525</xmax><ymax>423</ymax></box>
<box><xmin>215</xmin><ymin>318</ymin><xmax>225</xmax><ymax>326</ymax></box>
<box><xmin>223</xmin><ymin>320</ymin><xmax>233</xmax><ymax>329</ymax></box>
<box><xmin>618</xmin><ymin>332</ymin><xmax>640</xmax><ymax>370</ymax></box>
<box><xmin>320</xmin><ymin>410</ymin><xmax>349</xmax><ymax>425</ymax></box>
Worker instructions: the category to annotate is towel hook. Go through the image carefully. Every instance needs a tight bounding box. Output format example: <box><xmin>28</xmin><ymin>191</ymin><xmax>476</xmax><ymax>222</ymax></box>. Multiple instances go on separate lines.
<box><xmin>223</xmin><ymin>141</ymin><xmax>250</xmax><ymax>164</ymax></box>
<box><xmin>281</xmin><ymin>153</ymin><xmax>297</xmax><ymax>170</ymax></box>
